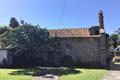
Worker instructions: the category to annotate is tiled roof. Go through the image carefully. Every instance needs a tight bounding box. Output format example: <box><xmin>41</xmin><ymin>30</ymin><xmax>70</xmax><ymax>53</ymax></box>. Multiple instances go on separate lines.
<box><xmin>48</xmin><ymin>28</ymin><xmax>91</xmax><ymax>37</ymax></box>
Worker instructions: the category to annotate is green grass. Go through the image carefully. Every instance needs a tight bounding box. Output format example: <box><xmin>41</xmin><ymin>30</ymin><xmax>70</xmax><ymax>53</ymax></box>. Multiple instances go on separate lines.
<box><xmin>60</xmin><ymin>68</ymin><xmax>107</xmax><ymax>80</ymax></box>
<box><xmin>115</xmin><ymin>62</ymin><xmax>120</xmax><ymax>64</ymax></box>
<box><xmin>114</xmin><ymin>61</ymin><xmax>120</xmax><ymax>65</ymax></box>
<box><xmin>0</xmin><ymin>68</ymin><xmax>107</xmax><ymax>80</ymax></box>
<box><xmin>0</xmin><ymin>69</ymin><xmax>32</xmax><ymax>80</ymax></box>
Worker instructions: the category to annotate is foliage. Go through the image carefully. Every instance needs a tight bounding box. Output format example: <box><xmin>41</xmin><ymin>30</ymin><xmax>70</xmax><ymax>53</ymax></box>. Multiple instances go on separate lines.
<box><xmin>9</xmin><ymin>17</ymin><xmax>19</xmax><ymax>28</ymax></box>
<box><xmin>0</xmin><ymin>26</ymin><xmax>9</xmax><ymax>35</ymax></box>
<box><xmin>0</xmin><ymin>20</ymin><xmax>51</xmax><ymax>66</ymax></box>
<box><xmin>89</xmin><ymin>26</ymin><xmax>99</xmax><ymax>35</ymax></box>
<box><xmin>109</xmin><ymin>33</ymin><xmax>119</xmax><ymax>48</ymax></box>
<box><xmin>0</xmin><ymin>68</ymin><xmax>106</xmax><ymax>80</ymax></box>
<box><xmin>109</xmin><ymin>27</ymin><xmax>120</xmax><ymax>48</ymax></box>
<box><xmin>9</xmin><ymin>67</ymin><xmax>80</xmax><ymax>76</ymax></box>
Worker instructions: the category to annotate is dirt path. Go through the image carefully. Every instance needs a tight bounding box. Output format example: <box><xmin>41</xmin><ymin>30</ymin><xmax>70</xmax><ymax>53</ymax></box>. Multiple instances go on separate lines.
<box><xmin>102</xmin><ymin>63</ymin><xmax>120</xmax><ymax>80</ymax></box>
<box><xmin>102</xmin><ymin>70</ymin><xmax>120</xmax><ymax>80</ymax></box>
<box><xmin>32</xmin><ymin>74</ymin><xmax>59</xmax><ymax>80</ymax></box>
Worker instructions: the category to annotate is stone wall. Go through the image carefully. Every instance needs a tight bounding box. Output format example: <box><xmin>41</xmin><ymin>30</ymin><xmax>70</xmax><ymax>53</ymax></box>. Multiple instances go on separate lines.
<box><xmin>99</xmin><ymin>33</ymin><xmax>108</xmax><ymax>67</ymax></box>
<box><xmin>53</xmin><ymin>34</ymin><xmax>108</xmax><ymax>67</ymax></box>
<box><xmin>54</xmin><ymin>37</ymin><xmax>100</xmax><ymax>67</ymax></box>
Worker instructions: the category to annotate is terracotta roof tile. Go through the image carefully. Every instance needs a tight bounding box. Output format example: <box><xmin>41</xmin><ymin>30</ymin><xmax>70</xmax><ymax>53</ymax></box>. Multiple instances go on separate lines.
<box><xmin>48</xmin><ymin>28</ymin><xmax>91</xmax><ymax>37</ymax></box>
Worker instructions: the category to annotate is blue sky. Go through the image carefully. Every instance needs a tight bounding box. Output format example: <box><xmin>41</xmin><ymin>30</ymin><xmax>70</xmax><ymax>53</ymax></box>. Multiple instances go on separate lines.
<box><xmin>0</xmin><ymin>0</ymin><xmax>120</xmax><ymax>34</ymax></box>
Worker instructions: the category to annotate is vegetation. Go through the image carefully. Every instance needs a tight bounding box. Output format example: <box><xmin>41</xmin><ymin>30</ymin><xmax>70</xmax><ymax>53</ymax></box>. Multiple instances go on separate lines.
<box><xmin>9</xmin><ymin>17</ymin><xmax>19</xmax><ymax>28</ymax></box>
<box><xmin>0</xmin><ymin>67</ymin><xmax>106</xmax><ymax>80</ymax></box>
<box><xmin>109</xmin><ymin>33</ymin><xmax>119</xmax><ymax>48</ymax></box>
<box><xmin>109</xmin><ymin>27</ymin><xmax>120</xmax><ymax>48</ymax></box>
<box><xmin>0</xmin><ymin>17</ymin><xmax>107</xmax><ymax>80</ymax></box>
<box><xmin>0</xmin><ymin>18</ymin><xmax>52</xmax><ymax>66</ymax></box>
<box><xmin>60</xmin><ymin>68</ymin><xmax>107</xmax><ymax>80</ymax></box>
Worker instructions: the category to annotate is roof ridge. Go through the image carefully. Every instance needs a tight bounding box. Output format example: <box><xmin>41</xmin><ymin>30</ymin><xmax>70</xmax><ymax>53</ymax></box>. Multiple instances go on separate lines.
<box><xmin>48</xmin><ymin>28</ymin><xmax>89</xmax><ymax>31</ymax></box>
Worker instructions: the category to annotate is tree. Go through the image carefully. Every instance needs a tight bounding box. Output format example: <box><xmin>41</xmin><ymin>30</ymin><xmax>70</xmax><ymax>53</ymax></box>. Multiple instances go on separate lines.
<box><xmin>0</xmin><ymin>22</ymin><xmax>51</xmax><ymax>66</ymax></box>
<box><xmin>109</xmin><ymin>34</ymin><xmax>119</xmax><ymax>48</ymax></box>
<box><xmin>109</xmin><ymin>27</ymin><xmax>120</xmax><ymax>48</ymax></box>
<box><xmin>0</xmin><ymin>26</ymin><xmax>9</xmax><ymax>34</ymax></box>
<box><xmin>9</xmin><ymin>17</ymin><xmax>19</xmax><ymax>28</ymax></box>
<box><xmin>20</xmin><ymin>19</ymin><xmax>25</xmax><ymax>25</ymax></box>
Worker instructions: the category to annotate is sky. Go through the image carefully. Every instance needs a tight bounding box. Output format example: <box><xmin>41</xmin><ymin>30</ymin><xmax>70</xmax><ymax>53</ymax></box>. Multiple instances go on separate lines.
<box><xmin>0</xmin><ymin>0</ymin><xmax>120</xmax><ymax>34</ymax></box>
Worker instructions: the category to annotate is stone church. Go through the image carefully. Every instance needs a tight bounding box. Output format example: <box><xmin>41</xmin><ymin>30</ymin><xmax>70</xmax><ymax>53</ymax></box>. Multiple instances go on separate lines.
<box><xmin>46</xmin><ymin>10</ymin><xmax>108</xmax><ymax>67</ymax></box>
<box><xmin>0</xmin><ymin>10</ymin><xmax>108</xmax><ymax>68</ymax></box>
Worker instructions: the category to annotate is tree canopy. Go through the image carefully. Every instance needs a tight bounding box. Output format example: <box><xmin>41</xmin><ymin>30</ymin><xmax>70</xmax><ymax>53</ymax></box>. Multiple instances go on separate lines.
<box><xmin>109</xmin><ymin>28</ymin><xmax>120</xmax><ymax>48</ymax></box>
<box><xmin>9</xmin><ymin>17</ymin><xmax>19</xmax><ymax>28</ymax></box>
<box><xmin>0</xmin><ymin>18</ymin><xmax>52</xmax><ymax>66</ymax></box>
<box><xmin>109</xmin><ymin>34</ymin><xmax>119</xmax><ymax>48</ymax></box>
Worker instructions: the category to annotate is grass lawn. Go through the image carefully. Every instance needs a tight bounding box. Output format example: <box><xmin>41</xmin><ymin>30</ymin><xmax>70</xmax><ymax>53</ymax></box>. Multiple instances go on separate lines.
<box><xmin>0</xmin><ymin>69</ymin><xmax>32</xmax><ymax>80</ymax></box>
<box><xmin>115</xmin><ymin>62</ymin><xmax>120</xmax><ymax>64</ymax></box>
<box><xmin>60</xmin><ymin>68</ymin><xmax>107</xmax><ymax>80</ymax></box>
<box><xmin>0</xmin><ymin>68</ymin><xmax>107</xmax><ymax>80</ymax></box>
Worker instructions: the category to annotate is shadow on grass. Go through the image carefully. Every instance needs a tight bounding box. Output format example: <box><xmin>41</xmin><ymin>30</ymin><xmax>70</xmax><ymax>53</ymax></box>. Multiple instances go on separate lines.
<box><xmin>9</xmin><ymin>67</ymin><xmax>81</xmax><ymax>76</ymax></box>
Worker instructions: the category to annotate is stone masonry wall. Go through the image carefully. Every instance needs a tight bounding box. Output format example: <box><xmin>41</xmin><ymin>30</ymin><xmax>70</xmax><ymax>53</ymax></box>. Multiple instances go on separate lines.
<box><xmin>99</xmin><ymin>33</ymin><xmax>108</xmax><ymax>67</ymax></box>
<box><xmin>54</xmin><ymin>37</ymin><xmax>102</xmax><ymax>67</ymax></box>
